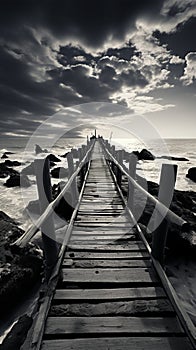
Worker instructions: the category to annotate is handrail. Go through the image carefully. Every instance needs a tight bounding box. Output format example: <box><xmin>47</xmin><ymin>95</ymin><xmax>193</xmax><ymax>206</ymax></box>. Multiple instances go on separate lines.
<box><xmin>101</xmin><ymin>140</ymin><xmax>187</xmax><ymax>228</ymax></box>
<box><xmin>12</xmin><ymin>141</ymin><xmax>95</xmax><ymax>247</ymax></box>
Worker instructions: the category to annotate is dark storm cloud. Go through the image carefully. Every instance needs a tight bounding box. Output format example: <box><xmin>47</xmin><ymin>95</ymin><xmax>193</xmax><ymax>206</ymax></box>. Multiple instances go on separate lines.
<box><xmin>0</xmin><ymin>0</ymin><xmax>164</xmax><ymax>48</ymax></box>
<box><xmin>0</xmin><ymin>0</ymin><xmax>195</xmax><ymax>137</ymax></box>
<box><xmin>154</xmin><ymin>17</ymin><xmax>196</xmax><ymax>57</ymax></box>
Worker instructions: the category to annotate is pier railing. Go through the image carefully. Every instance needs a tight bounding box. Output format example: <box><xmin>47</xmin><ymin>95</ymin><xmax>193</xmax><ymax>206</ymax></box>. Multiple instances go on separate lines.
<box><xmin>100</xmin><ymin>139</ymin><xmax>188</xmax><ymax>265</ymax></box>
<box><xmin>12</xmin><ymin>139</ymin><xmax>95</xmax><ymax>276</ymax></box>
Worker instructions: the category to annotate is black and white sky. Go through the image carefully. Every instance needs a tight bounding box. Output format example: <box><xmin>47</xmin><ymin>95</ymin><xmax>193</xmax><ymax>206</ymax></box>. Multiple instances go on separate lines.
<box><xmin>0</xmin><ymin>0</ymin><xmax>195</xmax><ymax>139</ymax></box>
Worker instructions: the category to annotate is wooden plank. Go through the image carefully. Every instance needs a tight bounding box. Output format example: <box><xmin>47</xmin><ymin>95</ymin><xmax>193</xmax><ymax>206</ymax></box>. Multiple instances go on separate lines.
<box><xmin>49</xmin><ymin>299</ymin><xmax>174</xmax><ymax>317</ymax></box>
<box><xmin>75</xmin><ymin>216</ymin><xmax>130</xmax><ymax>223</ymax></box>
<box><xmin>54</xmin><ymin>286</ymin><xmax>166</xmax><ymax>301</ymax></box>
<box><xmin>68</xmin><ymin>240</ymin><xmax>139</xmax><ymax>246</ymax></box>
<box><xmin>67</xmin><ymin>243</ymin><xmax>146</xmax><ymax>251</ymax></box>
<box><xmin>61</xmin><ymin>268</ymin><xmax>158</xmax><ymax>284</ymax></box>
<box><xmin>44</xmin><ymin>316</ymin><xmax>183</xmax><ymax>335</ymax></box>
<box><xmin>62</xmin><ymin>259</ymin><xmax>151</xmax><ymax>268</ymax></box>
<box><xmin>77</xmin><ymin>211</ymin><xmax>123</xmax><ymax>215</ymax></box>
<box><xmin>65</xmin><ymin>251</ymin><xmax>150</xmax><ymax>259</ymax></box>
<box><xmin>42</xmin><ymin>337</ymin><xmax>192</xmax><ymax>350</ymax></box>
<box><xmin>70</xmin><ymin>234</ymin><xmax>136</xmax><ymax>241</ymax></box>
<box><xmin>74</xmin><ymin>221</ymin><xmax>135</xmax><ymax>230</ymax></box>
<box><xmin>73</xmin><ymin>227</ymin><xmax>138</xmax><ymax>236</ymax></box>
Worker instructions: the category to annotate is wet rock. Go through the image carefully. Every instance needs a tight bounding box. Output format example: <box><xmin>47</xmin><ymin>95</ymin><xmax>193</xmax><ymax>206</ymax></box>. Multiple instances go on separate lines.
<box><xmin>51</xmin><ymin>166</ymin><xmax>69</xmax><ymax>178</ymax></box>
<box><xmin>0</xmin><ymin>211</ymin><xmax>43</xmax><ymax>317</ymax></box>
<box><xmin>35</xmin><ymin>144</ymin><xmax>48</xmax><ymax>154</ymax></box>
<box><xmin>46</xmin><ymin>154</ymin><xmax>61</xmax><ymax>163</ymax></box>
<box><xmin>60</xmin><ymin>151</ymin><xmax>69</xmax><ymax>158</ymax></box>
<box><xmin>0</xmin><ymin>163</ymin><xmax>19</xmax><ymax>178</ymax></box>
<box><xmin>4</xmin><ymin>160</ymin><xmax>22</xmax><ymax>167</ymax></box>
<box><xmin>139</xmin><ymin>149</ymin><xmax>155</xmax><ymax>160</ymax></box>
<box><xmin>1</xmin><ymin>153</ymin><xmax>8</xmax><ymax>159</ymax></box>
<box><xmin>186</xmin><ymin>167</ymin><xmax>196</xmax><ymax>183</ymax></box>
<box><xmin>4</xmin><ymin>174</ymin><xmax>32</xmax><ymax>188</ymax></box>
<box><xmin>0</xmin><ymin>315</ymin><xmax>33</xmax><ymax>350</ymax></box>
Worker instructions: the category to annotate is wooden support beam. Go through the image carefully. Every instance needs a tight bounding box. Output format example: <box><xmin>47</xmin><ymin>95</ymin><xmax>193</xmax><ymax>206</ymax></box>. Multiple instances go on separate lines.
<box><xmin>67</xmin><ymin>153</ymin><xmax>79</xmax><ymax>206</ymax></box>
<box><xmin>116</xmin><ymin>150</ymin><xmax>123</xmax><ymax>186</ymax></box>
<box><xmin>128</xmin><ymin>154</ymin><xmax>137</xmax><ymax>210</ymax></box>
<box><xmin>34</xmin><ymin>158</ymin><xmax>58</xmax><ymax>280</ymax></box>
<box><xmin>111</xmin><ymin>145</ymin><xmax>116</xmax><ymax>174</ymax></box>
<box><xmin>152</xmin><ymin>164</ymin><xmax>177</xmax><ymax>265</ymax></box>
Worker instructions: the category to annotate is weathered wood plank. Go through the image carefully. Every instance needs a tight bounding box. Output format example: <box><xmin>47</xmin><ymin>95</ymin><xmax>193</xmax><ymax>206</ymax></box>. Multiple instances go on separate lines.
<box><xmin>44</xmin><ymin>316</ymin><xmax>183</xmax><ymax>335</ymax></box>
<box><xmin>61</xmin><ymin>268</ymin><xmax>158</xmax><ymax>284</ymax></box>
<box><xmin>65</xmin><ymin>251</ymin><xmax>150</xmax><ymax>259</ymax></box>
<box><xmin>41</xmin><ymin>337</ymin><xmax>192</xmax><ymax>350</ymax></box>
<box><xmin>73</xmin><ymin>223</ymin><xmax>134</xmax><ymax>229</ymax></box>
<box><xmin>75</xmin><ymin>216</ymin><xmax>130</xmax><ymax>223</ymax></box>
<box><xmin>49</xmin><ymin>299</ymin><xmax>173</xmax><ymax>317</ymax></box>
<box><xmin>67</xmin><ymin>243</ymin><xmax>146</xmax><ymax>251</ymax></box>
<box><xmin>62</xmin><ymin>259</ymin><xmax>151</xmax><ymax>268</ymax></box>
<box><xmin>73</xmin><ymin>227</ymin><xmax>138</xmax><ymax>236</ymax></box>
<box><xmin>70</xmin><ymin>234</ymin><xmax>136</xmax><ymax>241</ymax></box>
<box><xmin>68</xmin><ymin>240</ymin><xmax>140</xmax><ymax>246</ymax></box>
<box><xmin>53</xmin><ymin>286</ymin><xmax>166</xmax><ymax>301</ymax></box>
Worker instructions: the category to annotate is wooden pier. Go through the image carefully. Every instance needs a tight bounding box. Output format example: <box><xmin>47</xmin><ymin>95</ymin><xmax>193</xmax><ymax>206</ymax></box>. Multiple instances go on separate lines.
<box><xmin>14</xmin><ymin>138</ymin><xmax>195</xmax><ymax>349</ymax></box>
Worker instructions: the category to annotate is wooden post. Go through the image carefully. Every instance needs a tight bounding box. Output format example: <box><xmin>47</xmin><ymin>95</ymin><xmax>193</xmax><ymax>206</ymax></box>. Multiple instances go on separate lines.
<box><xmin>116</xmin><ymin>150</ymin><xmax>123</xmax><ymax>186</ymax></box>
<box><xmin>111</xmin><ymin>145</ymin><xmax>116</xmax><ymax>174</ymax></box>
<box><xmin>67</xmin><ymin>152</ymin><xmax>79</xmax><ymax>206</ymax></box>
<box><xmin>128</xmin><ymin>153</ymin><xmax>137</xmax><ymax>210</ymax></box>
<box><xmin>152</xmin><ymin>164</ymin><xmax>177</xmax><ymax>266</ymax></box>
<box><xmin>82</xmin><ymin>144</ymin><xmax>87</xmax><ymax>174</ymax></box>
<box><xmin>34</xmin><ymin>158</ymin><xmax>58</xmax><ymax>280</ymax></box>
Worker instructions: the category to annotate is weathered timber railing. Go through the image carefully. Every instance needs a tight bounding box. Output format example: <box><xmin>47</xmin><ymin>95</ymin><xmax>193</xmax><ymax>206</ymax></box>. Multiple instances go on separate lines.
<box><xmin>100</xmin><ymin>139</ymin><xmax>188</xmax><ymax>264</ymax></box>
<box><xmin>12</xmin><ymin>139</ymin><xmax>95</xmax><ymax>277</ymax></box>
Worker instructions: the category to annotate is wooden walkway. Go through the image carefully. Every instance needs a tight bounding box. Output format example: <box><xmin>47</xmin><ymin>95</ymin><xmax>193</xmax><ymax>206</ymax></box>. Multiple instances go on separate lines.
<box><xmin>36</xmin><ymin>142</ymin><xmax>193</xmax><ymax>349</ymax></box>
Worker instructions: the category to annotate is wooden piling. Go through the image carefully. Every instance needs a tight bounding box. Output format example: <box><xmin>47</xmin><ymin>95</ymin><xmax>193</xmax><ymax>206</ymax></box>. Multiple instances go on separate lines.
<box><xmin>152</xmin><ymin>164</ymin><xmax>177</xmax><ymax>265</ymax></box>
<box><xmin>116</xmin><ymin>150</ymin><xmax>123</xmax><ymax>186</ymax></box>
<box><xmin>67</xmin><ymin>152</ymin><xmax>79</xmax><ymax>206</ymax></box>
<box><xmin>128</xmin><ymin>153</ymin><xmax>137</xmax><ymax>210</ymax></box>
<box><xmin>34</xmin><ymin>158</ymin><xmax>58</xmax><ymax>280</ymax></box>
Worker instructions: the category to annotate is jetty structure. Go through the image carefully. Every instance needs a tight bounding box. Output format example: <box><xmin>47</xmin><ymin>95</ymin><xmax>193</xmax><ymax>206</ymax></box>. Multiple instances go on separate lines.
<box><xmin>12</xmin><ymin>135</ymin><xmax>196</xmax><ymax>350</ymax></box>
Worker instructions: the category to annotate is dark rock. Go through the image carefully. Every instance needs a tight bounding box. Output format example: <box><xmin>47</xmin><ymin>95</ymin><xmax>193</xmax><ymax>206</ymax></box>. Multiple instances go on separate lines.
<box><xmin>1</xmin><ymin>153</ymin><xmax>8</xmax><ymax>159</ymax></box>
<box><xmin>186</xmin><ymin>167</ymin><xmax>196</xmax><ymax>183</ymax></box>
<box><xmin>0</xmin><ymin>163</ymin><xmax>19</xmax><ymax>178</ymax></box>
<box><xmin>51</xmin><ymin>167</ymin><xmax>69</xmax><ymax>178</ymax></box>
<box><xmin>35</xmin><ymin>144</ymin><xmax>48</xmax><ymax>154</ymax></box>
<box><xmin>4</xmin><ymin>160</ymin><xmax>21</xmax><ymax>167</ymax></box>
<box><xmin>35</xmin><ymin>144</ymin><xmax>44</xmax><ymax>154</ymax></box>
<box><xmin>46</xmin><ymin>154</ymin><xmax>61</xmax><ymax>163</ymax></box>
<box><xmin>0</xmin><ymin>315</ymin><xmax>33</xmax><ymax>350</ymax></box>
<box><xmin>0</xmin><ymin>211</ymin><xmax>18</xmax><ymax>225</ymax></box>
<box><xmin>4</xmin><ymin>174</ymin><xmax>32</xmax><ymax>188</ymax></box>
<box><xmin>139</xmin><ymin>149</ymin><xmax>155</xmax><ymax>160</ymax></box>
<box><xmin>60</xmin><ymin>151</ymin><xmax>69</xmax><ymax>158</ymax></box>
<box><xmin>49</xmin><ymin>160</ymin><xmax>56</xmax><ymax>168</ymax></box>
<box><xmin>0</xmin><ymin>211</ymin><xmax>43</xmax><ymax>319</ymax></box>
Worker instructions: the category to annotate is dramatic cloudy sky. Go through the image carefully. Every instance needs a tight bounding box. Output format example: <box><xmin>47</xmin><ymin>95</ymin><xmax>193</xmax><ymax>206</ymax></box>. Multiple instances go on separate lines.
<box><xmin>0</xmin><ymin>0</ymin><xmax>195</xmax><ymax>140</ymax></box>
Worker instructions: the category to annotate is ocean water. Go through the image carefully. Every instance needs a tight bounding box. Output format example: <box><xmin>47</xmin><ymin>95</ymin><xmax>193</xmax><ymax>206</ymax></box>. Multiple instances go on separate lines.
<box><xmin>0</xmin><ymin>137</ymin><xmax>195</xmax><ymax>229</ymax></box>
